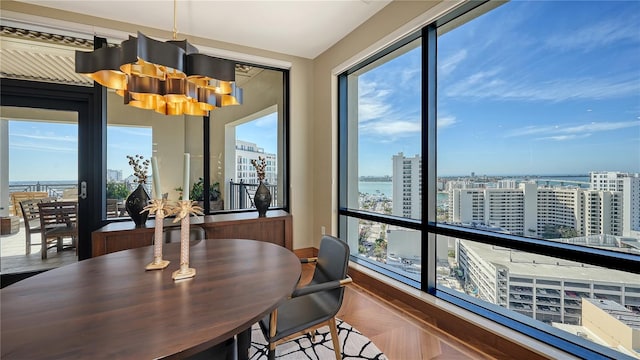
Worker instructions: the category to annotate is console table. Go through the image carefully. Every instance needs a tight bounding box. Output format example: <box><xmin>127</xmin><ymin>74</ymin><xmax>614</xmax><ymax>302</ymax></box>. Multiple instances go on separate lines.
<box><xmin>92</xmin><ymin>210</ymin><xmax>292</xmax><ymax>257</ymax></box>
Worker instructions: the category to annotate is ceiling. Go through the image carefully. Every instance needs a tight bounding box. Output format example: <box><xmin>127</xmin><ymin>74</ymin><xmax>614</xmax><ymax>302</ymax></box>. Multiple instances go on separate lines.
<box><xmin>11</xmin><ymin>0</ymin><xmax>392</xmax><ymax>59</ymax></box>
<box><xmin>1</xmin><ymin>1</ymin><xmax>391</xmax><ymax>86</ymax></box>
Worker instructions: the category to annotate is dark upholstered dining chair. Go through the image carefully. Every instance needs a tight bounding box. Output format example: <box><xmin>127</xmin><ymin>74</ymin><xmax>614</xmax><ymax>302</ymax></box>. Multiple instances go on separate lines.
<box><xmin>258</xmin><ymin>235</ymin><xmax>351</xmax><ymax>360</ymax></box>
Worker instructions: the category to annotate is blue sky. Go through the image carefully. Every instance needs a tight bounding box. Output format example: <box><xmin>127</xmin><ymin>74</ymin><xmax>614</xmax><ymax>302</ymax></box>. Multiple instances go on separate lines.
<box><xmin>357</xmin><ymin>1</ymin><xmax>640</xmax><ymax>177</ymax></box>
<box><xmin>8</xmin><ymin>121</ymin><xmax>78</xmax><ymax>181</ymax></box>
<box><xmin>8</xmin><ymin>113</ymin><xmax>275</xmax><ymax>182</ymax></box>
<box><xmin>237</xmin><ymin>112</ymin><xmax>278</xmax><ymax>154</ymax></box>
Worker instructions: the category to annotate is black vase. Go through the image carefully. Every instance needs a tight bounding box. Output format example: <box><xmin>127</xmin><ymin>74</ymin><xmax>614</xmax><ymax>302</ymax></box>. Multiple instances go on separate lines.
<box><xmin>254</xmin><ymin>181</ymin><xmax>272</xmax><ymax>218</ymax></box>
<box><xmin>125</xmin><ymin>184</ymin><xmax>150</xmax><ymax>227</ymax></box>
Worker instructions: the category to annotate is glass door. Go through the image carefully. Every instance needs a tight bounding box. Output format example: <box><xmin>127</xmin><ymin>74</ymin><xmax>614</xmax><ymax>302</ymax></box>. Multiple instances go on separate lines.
<box><xmin>0</xmin><ymin>78</ymin><xmax>98</xmax><ymax>286</ymax></box>
<box><xmin>1</xmin><ymin>106</ymin><xmax>79</xmax><ymax>275</ymax></box>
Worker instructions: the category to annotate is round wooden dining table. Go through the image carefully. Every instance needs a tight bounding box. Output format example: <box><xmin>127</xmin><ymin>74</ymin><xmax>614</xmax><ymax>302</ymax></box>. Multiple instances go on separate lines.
<box><xmin>1</xmin><ymin>239</ymin><xmax>302</xmax><ymax>359</ymax></box>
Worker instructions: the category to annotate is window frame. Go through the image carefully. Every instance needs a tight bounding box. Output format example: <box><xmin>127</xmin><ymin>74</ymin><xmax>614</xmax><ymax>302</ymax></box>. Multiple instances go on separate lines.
<box><xmin>337</xmin><ymin>3</ymin><xmax>640</xmax><ymax>359</ymax></box>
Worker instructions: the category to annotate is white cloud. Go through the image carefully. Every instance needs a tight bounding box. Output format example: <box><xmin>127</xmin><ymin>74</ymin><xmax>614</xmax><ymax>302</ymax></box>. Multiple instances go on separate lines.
<box><xmin>11</xmin><ymin>133</ymin><xmax>77</xmax><ymax>143</ymax></box>
<box><xmin>507</xmin><ymin>120</ymin><xmax>640</xmax><ymax>140</ymax></box>
<box><xmin>536</xmin><ymin>134</ymin><xmax>592</xmax><ymax>141</ymax></box>
<box><xmin>439</xmin><ymin>49</ymin><xmax>467</xmax><ymax>77</ymax></box>
<box><xmin>360</xmin><ymin>120</ymin><xmax>420</xmax><ymax>136</ymax></box>
<box><xmin>109</xmin><ymin>127</ymin><xmax>151</xmax><ymax>137</ymax></box>
<box><xmin>446</xmin><ymin>71</ymin><xmax>640</xmax><ymax>103</ymax></box>
<box><xmin>10</xmin><ymin>142</ymin><xmax>76</xmax><ymax>153</ymax></box>
<box><xmin>545</xmin><ymin>17</ymin><xmax>640</xmax><ymax>52</ymax></box>
<box><xmin>253</xmin><ymin>113</ymin><xmax>277</xmax><ymax>128</ymax></box>
<box><xmin>438</xmin><ymin>115</ymin><xmax>457</xmax><ymax>129</ymax></box>
<box><xmin>358</xmin><ymin>80</ymin><xmax>393</xmax><ymax>123</ymax></box>
<box><xmin>563</xmin><ymin>121</ymin><xmax>640</xmax><ymax>133</ymax></box>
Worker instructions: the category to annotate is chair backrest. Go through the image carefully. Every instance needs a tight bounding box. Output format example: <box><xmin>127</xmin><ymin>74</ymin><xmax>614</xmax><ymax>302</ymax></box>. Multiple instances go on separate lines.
<box><xmin>106</xmin><ymin>199</ymin><xmax>119</xmax><ymax>218</ymax></box>
<box><xmin>38</xmin><ymin>201</ymin><xmax>78</xmax><ymax>229</ymax></box>
<box><xmin>12</xmin><ymin>191</ymin><xmax>49</xmax><ymax>216</ymax></box>
<box><xmin>19</xmin><ymin>199</ymin><xmax>43</xmax><ymax>222</ymax></box>
<box><xmin>310</xmin><ymin>235</ymin><xmax>350</xmax><ymax>311</ymax></box>
<box><xmin>160</xmin><ymin>226</ymin><xmax>206</xmax><ymax>243</ymax></box>
<box><xmin>312</xmin><ymin>235</ymin><xmax>350</xmax><ymax>284</ymax></box>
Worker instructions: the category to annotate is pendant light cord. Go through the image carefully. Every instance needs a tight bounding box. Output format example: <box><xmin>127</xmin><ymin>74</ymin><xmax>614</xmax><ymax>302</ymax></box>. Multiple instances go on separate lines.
<box><xmin>172</xmin><ymin>0</ymin><xmax>178</xmax><ymax>40</ymax></box>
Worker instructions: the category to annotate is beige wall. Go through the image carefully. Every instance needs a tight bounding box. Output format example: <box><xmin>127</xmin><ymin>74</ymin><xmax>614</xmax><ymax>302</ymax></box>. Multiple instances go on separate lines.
<box><xmin>0</xmin><ymin>0</ymin><xmax>459</xmax><ymax>251</ymax></box>
<box><xmin>310</xmin><ymin>1</ymin><xmax>451</xmax><ymax>248</ymax></box>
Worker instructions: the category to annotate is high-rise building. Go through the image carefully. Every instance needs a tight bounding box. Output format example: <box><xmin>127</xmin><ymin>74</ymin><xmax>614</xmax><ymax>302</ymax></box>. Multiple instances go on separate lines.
<box><xmin>392</xmin><ymin>153</ymin><xmax>421</xmax><ymax>219</ymax></box>
<box><xmin>449</xmin><ymin>180</ymin><xmax>630</xmax><ymax>238</ymax></box>
<box><xmin>106</xmin><ymin>169</ymin><xmax>122</xmax><ymax>182</ymax></box>
<box><xmin>235</xmin><ymin>140</ymin><xmax>277</xmax><ymax>184</ymax></box>
<box><xmin>590</xmin><ymin>171</ymin><xmax>640</xmax><ymax>237</ymax></box>
<box><xmin>456</xmin><ymin>240</ymin><xmax>640</xmax><ymax>326</ymax></box>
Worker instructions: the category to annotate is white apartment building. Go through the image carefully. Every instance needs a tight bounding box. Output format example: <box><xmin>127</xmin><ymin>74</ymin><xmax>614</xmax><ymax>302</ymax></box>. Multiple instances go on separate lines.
<box><xmin>392</xmin><ymin>153</ymin><xmax>421</xmax><ymax>219</ymax></box>
<box><xmin>449</xmin><ymin>179</ymin><xmax>632</xmax><ymax>238</ymax></box>
<box><xmin>590</xmin><ymin>171</ymin><xmax>640</xmax><ymax>237</ymax></box>
<box><xmin>234</xmin><ymin>140</ymin><xmax>277</xmax><ymax>185</ymax></box>
<box><xmin>456</xmin><ymin>240</ymin><xmax>640</xmax><ymax>326</ymax></box>
<box><xmin>106</xmin><ymin>169</ymin><xmax>122</xmax><ymax>182</ymax></box>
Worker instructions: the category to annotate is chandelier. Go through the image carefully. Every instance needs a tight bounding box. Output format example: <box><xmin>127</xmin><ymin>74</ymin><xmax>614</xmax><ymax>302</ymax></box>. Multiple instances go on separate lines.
<box><xmin>74</xmin><ymin>1</ymin><xmax>242</xmax><ymax>116</ymax></box>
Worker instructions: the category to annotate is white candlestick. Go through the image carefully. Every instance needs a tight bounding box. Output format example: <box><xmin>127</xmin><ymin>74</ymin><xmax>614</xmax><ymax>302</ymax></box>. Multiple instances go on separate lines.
<box><xmin>171</xmin><ymin>208</ymin><xmax>196</xmax><ymax>280</ymax></box>
<box><xmin>151</xmin><ymin>156</ymin><xmax>162</xmax><ymax>199</ymax></box>
<box><xmin>154</xmin><ymin>211</ymin><xmax>164</xmax><ymax>261</ymax></box>
<box><xmin>145</xmin><ymin>199</ymin><xmax>169</xmax><ymax>270</ymax></box>
<box><xmin>183</xmin><ymin>153</ymin><xmax>190</xmax><ymax>200</ymax></box>
<box><xmin>180</xmin><ymin>215</ymin><xmax>189</xmax><ymax>270</ymax></box>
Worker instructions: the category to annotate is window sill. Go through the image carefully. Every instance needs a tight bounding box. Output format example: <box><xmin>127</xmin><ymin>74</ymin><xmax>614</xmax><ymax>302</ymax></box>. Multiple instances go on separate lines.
<box><xmin>348</xmin><ymin>262</ymin><xmax>579</xmax><ymax>360</ymax></box>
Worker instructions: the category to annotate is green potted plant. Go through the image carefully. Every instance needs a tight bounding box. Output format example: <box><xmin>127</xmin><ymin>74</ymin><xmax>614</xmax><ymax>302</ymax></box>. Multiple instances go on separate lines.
<box><xmin>175</xmin><ymin>178</ymin><xmax>223</xmax><ymax>210</ymax></box>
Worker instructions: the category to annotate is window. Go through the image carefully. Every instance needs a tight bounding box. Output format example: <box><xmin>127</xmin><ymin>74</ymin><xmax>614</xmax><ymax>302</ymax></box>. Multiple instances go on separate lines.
<box><xmin>339</xmin><ymin>35</ymin><xmax>423</xmax><ymax>284</ymax></box>
<box><xmin>226</xmin><ymin>105</ymin><xmax>281</xmax><ymax>210</ymax></box>
<box><xmin>106</xmin><ymin>124</ymin><xmax>152</xmax><ymax>218</ymax></box>
<box><xmin>338</xmin><ymin>1</ymin><xmax>639</xmax><ymax>359</ymax></box>
<box><xmin>106</xmin><ymin>64</ymin><xmax>289</xmax><ymax>216</ymax></box>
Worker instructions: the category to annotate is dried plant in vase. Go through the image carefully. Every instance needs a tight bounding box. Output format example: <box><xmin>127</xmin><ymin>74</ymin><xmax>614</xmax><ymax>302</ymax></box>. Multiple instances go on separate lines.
<box><xmin>125</xmin><ymin>155</ymin><xmax>151</xmax><ymax>227</ymax></box>
<box><xmin>251</xmin><ymin>156</ymin><xmax>266</xmax><ymax>182</ymax></box>
<box><xmin>250</xmin><ymin>156</ymin><xmax>271</xmax><ymax>217</ymax></box>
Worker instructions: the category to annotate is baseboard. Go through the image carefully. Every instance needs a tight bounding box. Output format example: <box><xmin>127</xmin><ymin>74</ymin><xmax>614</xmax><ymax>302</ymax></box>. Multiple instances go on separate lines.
<box><xmin>293</xmin><ymin>247</ymin><xmax>317</xmax><ymax>258</ymax></box>
<box><xmin>348</xmin><ymin>262</ymin><xmax>578</xmax><ymax>360</ymax></box>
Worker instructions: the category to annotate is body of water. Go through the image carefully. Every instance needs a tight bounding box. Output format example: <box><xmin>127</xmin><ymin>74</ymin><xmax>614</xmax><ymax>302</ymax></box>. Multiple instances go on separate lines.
<box><xmin>359</xmin><ymin>181</ymin><xmax>392</xmax><ymax>197</ymax></box>
<box><xmin>359</xmin><ymin>181</ymin><xmax>448</xmax><ymax>204</ymax></box>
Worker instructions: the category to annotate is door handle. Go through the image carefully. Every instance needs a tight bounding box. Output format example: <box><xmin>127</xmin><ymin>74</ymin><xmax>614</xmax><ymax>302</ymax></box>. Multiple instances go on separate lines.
<box><xmin>80</xmin><ymin>181</ymin><xmax>88</xmax><ymax>200</ymax></box>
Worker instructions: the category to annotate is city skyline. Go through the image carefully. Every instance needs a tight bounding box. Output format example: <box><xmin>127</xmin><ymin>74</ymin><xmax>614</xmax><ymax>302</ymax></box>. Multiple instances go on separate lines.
<box><xmin>356</xmin><ymin>1</ymin><xmax>639</xmax><ymax>177</ymax></box>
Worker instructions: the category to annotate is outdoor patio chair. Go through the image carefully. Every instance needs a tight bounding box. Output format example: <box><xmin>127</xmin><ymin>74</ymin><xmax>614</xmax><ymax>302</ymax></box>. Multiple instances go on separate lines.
<box><xmin>38</xmin><ymin>201</ymin><xmax>78</xmax><ymax>259</ymax></box>
<box><xmin>19</xmin><ymin>197</ymin><xmax>55</xmax><ymax>254</ymax></box>
<box><xmin>258</xmin><ymin>235</ymin><xmax>352</xmax><ymax>360</ymax></box>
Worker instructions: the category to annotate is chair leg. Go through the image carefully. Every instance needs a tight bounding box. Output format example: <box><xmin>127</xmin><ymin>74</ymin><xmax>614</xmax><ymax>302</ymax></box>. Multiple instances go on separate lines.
<box><xmin>41</xmin><ymin>237</ymin><xmax>47</xmax><ymax>260</ymax></box>
<box><xmin>328</xmin><ymin>317</ymin><xmax>341</xmax><ymax>360</ymax></box>
<box><xmin>25</xmin><ymin>231</ymin><xmax>31</xmax><ymax>254</ymax></box>
<box><xmin>268</xmin><ymin>342</ymin><xmax>276</xmax><ymax>360</ymax></box>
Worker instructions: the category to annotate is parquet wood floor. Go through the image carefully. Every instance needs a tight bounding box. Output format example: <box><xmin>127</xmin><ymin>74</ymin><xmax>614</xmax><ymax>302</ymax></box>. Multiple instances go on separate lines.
<box><xmin>300</xmin><ymin>264</ymin><xmax>493</xmax><ymax>360</ymax></box>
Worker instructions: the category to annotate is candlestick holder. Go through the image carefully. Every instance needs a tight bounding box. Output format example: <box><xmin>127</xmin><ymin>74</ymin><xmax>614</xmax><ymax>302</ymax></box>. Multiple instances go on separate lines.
<box><xmin>170</xmin><ymin>200</ymin><xmax>203</xmax><ymax>281</ymax></box>
<box><xmin>143</xmin><ymin>199</ymin><xmax>170</xmax><ymax>270</ymax></box>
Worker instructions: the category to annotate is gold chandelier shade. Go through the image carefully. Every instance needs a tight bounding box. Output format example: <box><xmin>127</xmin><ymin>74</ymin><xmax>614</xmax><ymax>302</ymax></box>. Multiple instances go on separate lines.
<box><xmin>75</xmin><ymin>32</ymin><xmax>243</xmax><ymax>116</ymax></box>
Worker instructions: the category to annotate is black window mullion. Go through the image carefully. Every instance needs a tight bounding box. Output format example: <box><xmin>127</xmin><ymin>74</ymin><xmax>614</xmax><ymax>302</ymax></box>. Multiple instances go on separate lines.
<box><xmin>423</xmin><ymin>25</ymin><xmax>437</xmax><ymax>293</ymax></box>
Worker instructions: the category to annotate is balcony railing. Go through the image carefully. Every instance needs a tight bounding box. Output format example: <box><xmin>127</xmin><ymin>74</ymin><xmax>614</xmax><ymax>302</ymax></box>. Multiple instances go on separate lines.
<box><xmin>228</xmin><ymin>181</ymin><xmax>278</xmax><ymax>210</ymax></box>
<box><xmin>9</xmin><ymin>181</ymin><xmax>77</xmax><ymax>199</ymax></box>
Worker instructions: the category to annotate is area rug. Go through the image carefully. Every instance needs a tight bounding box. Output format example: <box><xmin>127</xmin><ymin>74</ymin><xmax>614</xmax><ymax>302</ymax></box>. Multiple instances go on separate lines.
<box><xmin>249</xmin><ymin>318</ymin><xmax>387</xmax><ymax>360</ymax></box>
